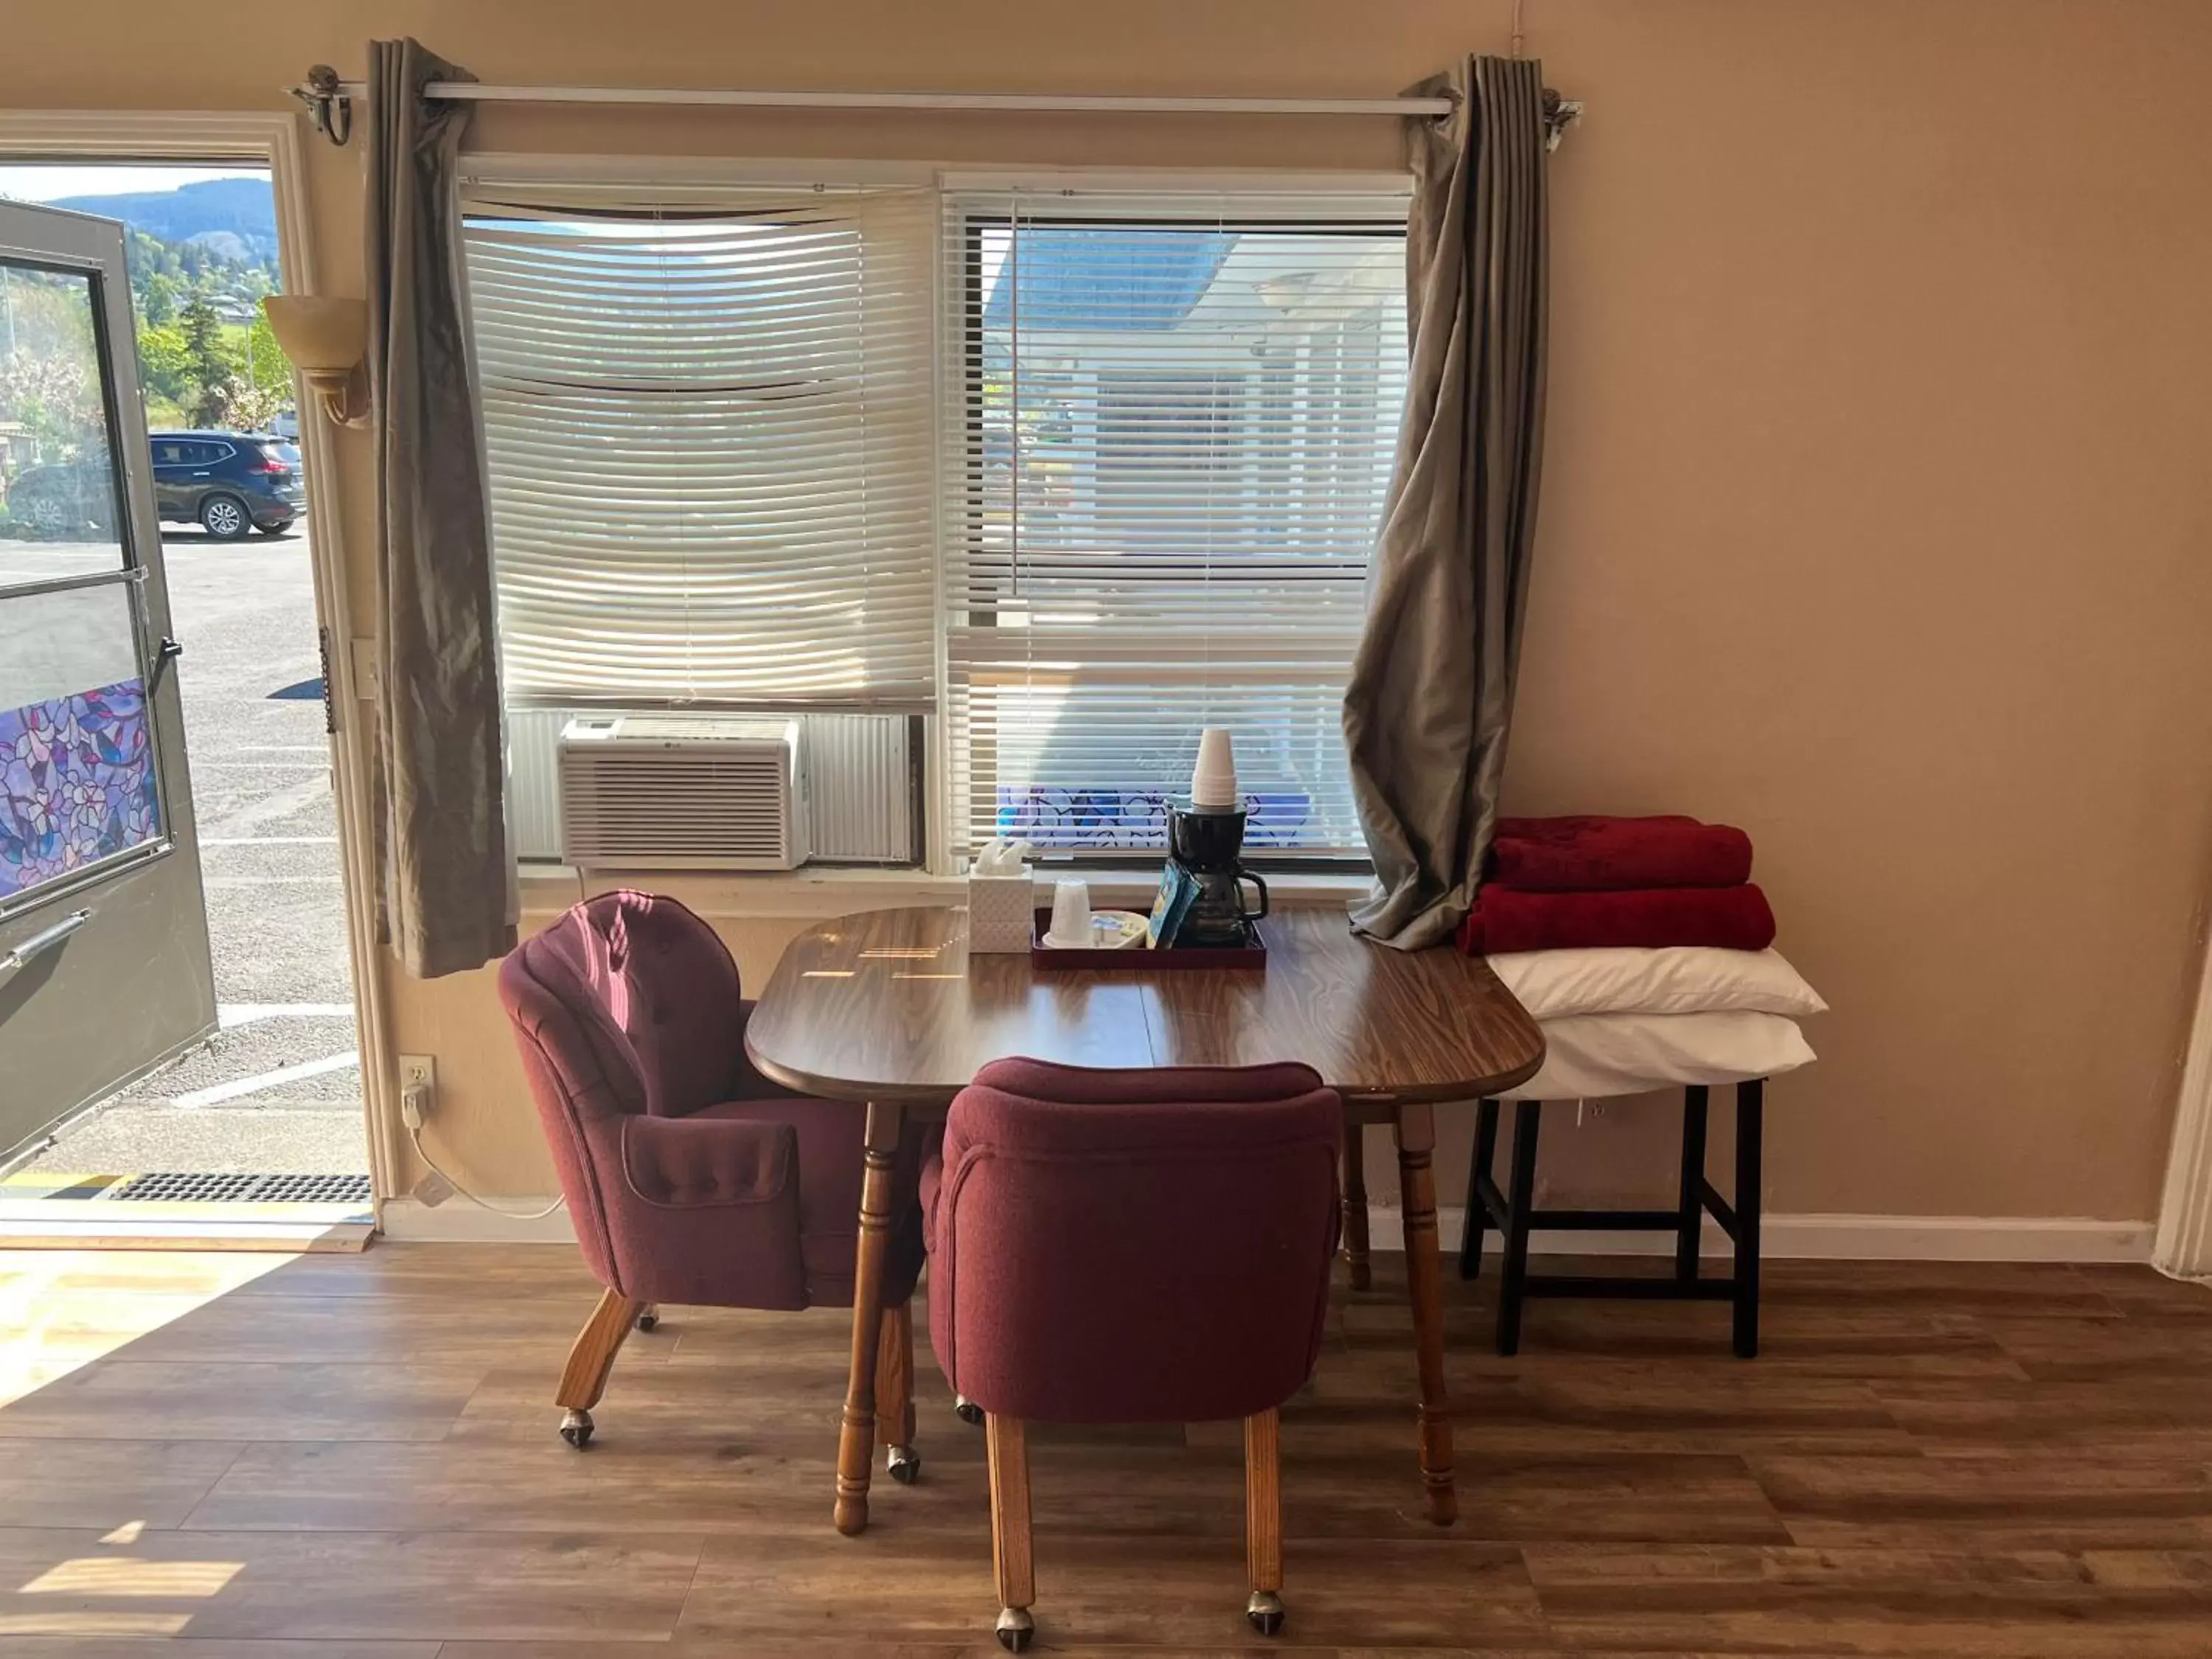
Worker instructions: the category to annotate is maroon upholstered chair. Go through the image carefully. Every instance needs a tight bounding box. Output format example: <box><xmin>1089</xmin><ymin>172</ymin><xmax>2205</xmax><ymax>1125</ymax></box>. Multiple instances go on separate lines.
<box><xmin>923</xmin><ymin>1057</ymin><xmax>1341</xmax><ymax>1649</ymax></box>
<box><xmin>498</xmin><ymin>890</ymin><xmax>927</xmax><ymax>1467</ymax></box>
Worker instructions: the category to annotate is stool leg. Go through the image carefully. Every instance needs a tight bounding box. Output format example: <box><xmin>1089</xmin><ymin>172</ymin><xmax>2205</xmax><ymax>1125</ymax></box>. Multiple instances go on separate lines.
<box><xmin>1676</xmin><ymin>1085</ymin><xmax>1709</xmax><ymax>1284</ymax></box>
<box><xmin>1497</xmin><ymin>1102</ymin><xmax>1542</xmax><ymax>1357</ymax></box>
<box><xmin>1733</xmin><ymin>1079</ymin><xmax>1764</xmax><ymax>1359</ymax></box>
<box><xmin>1458</xmin><ymin>1099</ymin><xmax>1500</xmax><ymax>1281</ymax></box>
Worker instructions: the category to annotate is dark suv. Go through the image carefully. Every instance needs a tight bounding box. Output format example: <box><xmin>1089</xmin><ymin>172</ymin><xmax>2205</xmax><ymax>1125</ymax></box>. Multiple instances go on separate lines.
<box><xmin>4</xmin><ymin>430</ymin><xmax>302</xmax><ymax>541</ymax></box>
<box><xmin>149</xmin><ymin>431</ymin><xmax>303</xmax><ymax>539</ymax></box>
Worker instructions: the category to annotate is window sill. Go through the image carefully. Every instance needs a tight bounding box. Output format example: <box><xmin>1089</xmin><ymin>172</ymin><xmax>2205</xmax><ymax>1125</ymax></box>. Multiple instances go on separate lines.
<box><xmin>518</xmin><ymin>862</ymin><xmax>1371</xmax><ymax>922</ymax></box>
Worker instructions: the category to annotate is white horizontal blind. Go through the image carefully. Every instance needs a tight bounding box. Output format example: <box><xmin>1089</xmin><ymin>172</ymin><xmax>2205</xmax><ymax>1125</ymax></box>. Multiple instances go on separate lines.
<box><xmin>941</xmin><ymin>190</ymin><xmax>1408</xmax><ymax>855</ymax></box>
<box><xmin>463</xmin><ymin>187</ymin><xmax>937</xmax><ymax>708</ymax></box>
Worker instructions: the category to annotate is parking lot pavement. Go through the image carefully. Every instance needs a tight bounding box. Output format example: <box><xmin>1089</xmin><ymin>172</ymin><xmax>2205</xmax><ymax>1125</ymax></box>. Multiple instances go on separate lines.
<box><xmin>20</xmin><ymin>525</ymin><xmax>369</xmax><ymax>1179</ymax></box>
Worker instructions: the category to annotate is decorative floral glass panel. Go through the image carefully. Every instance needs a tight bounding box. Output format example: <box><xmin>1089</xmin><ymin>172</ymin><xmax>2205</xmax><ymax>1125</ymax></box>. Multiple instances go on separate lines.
<box><xmin>0</xmin><ymin>677</ymin><xmax>160</xmax><ymax>900</ymax></box>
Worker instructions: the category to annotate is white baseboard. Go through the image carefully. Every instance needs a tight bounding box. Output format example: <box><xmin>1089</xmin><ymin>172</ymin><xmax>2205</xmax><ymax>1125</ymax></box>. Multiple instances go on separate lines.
<box><xmin>374</xmin><ymin>1195</ymin><xmax>2152</xmax><ymax>1264</ymax></box>
<box><xmin>1370</xmin><ymin>1206</ymin><xmax>2155</xmax><ymax>1264</ymax></box>
<box><xmin>377</xmin><ymin>1195</ymin><xmax>575</xmax><ymax>1242</ymax></box>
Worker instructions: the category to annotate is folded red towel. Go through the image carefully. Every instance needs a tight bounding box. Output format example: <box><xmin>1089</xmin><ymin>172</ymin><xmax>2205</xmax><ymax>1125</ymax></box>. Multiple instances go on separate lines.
<box><xmin>1490</xmin><ymin>814</ymin><xmax>1753</xmax><ymax>891</ymax></box>
<box><xmin>1458</xmin><ymin>883</ymin><xmax>1777</xmax><ymax>956</ymax></box>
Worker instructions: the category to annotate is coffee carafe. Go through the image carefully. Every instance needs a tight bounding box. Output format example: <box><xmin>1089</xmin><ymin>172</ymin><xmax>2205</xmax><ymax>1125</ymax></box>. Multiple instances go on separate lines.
<box><xmin>1167</xmin><ymin>804</ymin><xmax>1270</xmax><ymax>947</ymax></box>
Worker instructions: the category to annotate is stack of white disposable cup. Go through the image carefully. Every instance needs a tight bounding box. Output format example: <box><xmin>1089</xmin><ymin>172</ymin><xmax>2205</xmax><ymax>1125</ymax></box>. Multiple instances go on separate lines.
<box><xmin>1192</xmin><ymin>728</ymin><xmax>1238</xmax><ymax>810</ymax></box>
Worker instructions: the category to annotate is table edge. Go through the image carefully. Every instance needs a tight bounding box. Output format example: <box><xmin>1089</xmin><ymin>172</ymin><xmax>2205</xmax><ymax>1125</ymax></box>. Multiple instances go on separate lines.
<box><xmin>743</xmin><ymin>903</ymin><xmax>1549</xmax><ymax>1110</ymax></box>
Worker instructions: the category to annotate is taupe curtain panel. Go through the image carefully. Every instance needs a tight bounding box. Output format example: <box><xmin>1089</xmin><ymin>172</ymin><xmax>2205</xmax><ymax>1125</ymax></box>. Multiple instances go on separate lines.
<box><xmin>1343</xmin><ymin>55</ymin><xmax>1551</xmax><ymax>950</ymax></box>
<box><xmin>364</xmin><ymin>39</ymin><xmax>515</xmax><ymax>978</ymax></box>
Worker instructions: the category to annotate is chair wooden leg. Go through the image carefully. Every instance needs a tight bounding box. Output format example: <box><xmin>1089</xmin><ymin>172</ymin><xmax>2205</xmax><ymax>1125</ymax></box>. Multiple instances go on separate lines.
<box><xmin>877</xmin><ymin>1298</ymin><xmax>919</xmax><ymax>1484</ymax></box>
<box><xmin>1733</xmin><ymin>1079</ymin><xmax>1764</xmax><ymax>1360</ymax></box>
<box><xmin>1340</xmin><ymin>1126</ymin><xmax>1371</xmax><ymax>1290</ymax></box>
<box><xmin>1676</xmin><ymin>1086</ymin><xmax>1709</xmax><ymax>1283</ymax></box>
<box><xmin>1243</xmin><ymin>1407</ymin><xmax>1285</xmax><ymax>1635</ymax></box>
<box><xmin>1497</xmin><ymin>1102</ymin><xmax>1542</xmax><ymax>1357</ymax></box>
<box><xmin>986</xmin><ymin>1413</ymin><xmax>1034</xmax><ymax>1652</ymax></box>
<box><xmin>554</xmin><ymin>1287</ymin><xmax>643</xmax><ymax>1449</ymax></box>
<box><xmin>1458</xmin><ymin>1098</ymin><xmax>1500</xmax><ymax>1281</ymax></box>
<box><xmin>635</xmin><ymin>1301</ymin><xmax>661</xmax><ymax>1332</ymax></box>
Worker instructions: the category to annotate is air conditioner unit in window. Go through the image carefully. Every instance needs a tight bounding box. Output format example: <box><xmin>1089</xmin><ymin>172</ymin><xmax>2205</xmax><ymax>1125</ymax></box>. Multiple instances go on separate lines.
<box><xmin>556</xmin><ymin>715</ymin><xmax>808</xmax><ymax>872</ymax></box>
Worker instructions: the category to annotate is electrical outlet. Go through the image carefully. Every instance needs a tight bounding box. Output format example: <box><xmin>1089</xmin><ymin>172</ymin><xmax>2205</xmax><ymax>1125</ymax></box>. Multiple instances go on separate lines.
<box><xmin>398</xmin><ymin>1054</ymin><xmax>437</xmax><ymax>1127</ymax></box>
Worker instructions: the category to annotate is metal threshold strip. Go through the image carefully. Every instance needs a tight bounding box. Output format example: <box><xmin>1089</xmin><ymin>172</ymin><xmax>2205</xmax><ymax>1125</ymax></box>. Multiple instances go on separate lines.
<box><xmin>0</xmin><ymin>1169</ymin><xmax>374</xmax><ymax>1252</ymax></box>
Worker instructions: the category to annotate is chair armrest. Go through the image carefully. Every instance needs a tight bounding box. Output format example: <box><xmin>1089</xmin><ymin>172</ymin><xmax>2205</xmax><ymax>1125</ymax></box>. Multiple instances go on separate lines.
<box><xmin>621</xmin><ymin>1113</ymin><xmax>796</xmax><ymax>1209</ymax></box>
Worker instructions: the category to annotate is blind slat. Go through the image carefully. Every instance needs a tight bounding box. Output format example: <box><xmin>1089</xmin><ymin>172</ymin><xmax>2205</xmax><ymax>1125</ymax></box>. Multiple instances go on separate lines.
<box><xmin>940</xmin><ymin>192</ymin><xmax>1408</xmax><ymax>855</ymax></box>
<box><xmin>465</xmin><ymin>190</ymin><xmax>938</xmax><ymax>705</ymax></box>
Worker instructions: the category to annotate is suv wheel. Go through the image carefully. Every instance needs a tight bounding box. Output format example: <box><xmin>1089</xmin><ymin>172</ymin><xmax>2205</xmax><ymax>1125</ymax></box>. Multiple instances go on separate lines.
<box><xmin>199</xmin><ymin>493</ymin><xmax>251</xmax><ymax>540</ymax></box>
<box><xmin>27</xmin><ymin>494</ymin><xmax>70</xmax><ymax>536</ymax></box>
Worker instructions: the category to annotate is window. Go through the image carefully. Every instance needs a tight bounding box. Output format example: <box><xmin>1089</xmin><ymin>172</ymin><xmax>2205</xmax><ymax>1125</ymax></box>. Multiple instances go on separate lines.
<box><xmin>462</xmin><ymin>187</ymin><xmax>937</xmax><ymax>708</ymax></box>
<box><xmin>943</xmin><ymin>194</ymin><xmax>1408</xmax><ymax>857</ymax></box>
<box><xmin>464</xmin><ymin>176</ymin><xmax>1408</xmax><ymax>867</ymax></box>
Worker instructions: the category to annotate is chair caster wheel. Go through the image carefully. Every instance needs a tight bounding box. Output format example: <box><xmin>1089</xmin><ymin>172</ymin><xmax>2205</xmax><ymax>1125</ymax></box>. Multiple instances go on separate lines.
<box><xmin>635</xmin><ymin>1311</ymin><xmax>658</xmax><ymax>1332</ymax></box>
<box><xmin>995</xmin><ymin>1607</ymin><xmax>1034</xmax><ymax>1652</ymax></box>
<box><xmin>559</xmin><ymin>1408</ymin><xmax>594</xmax><ymax>1450</ymax></box>
<box><xmin>955</xmin><ymin>1395</ymin><xmax>984</xmax><ymax>1426</ymax></box>
<box><xmin>1247</xmin><ymin>1590</ymin><xmax>1284</xmax><ymax>1635</ymax></box>
<box><xmin>886</xmin><ymin>1444</ymin><xmax>921</xmax><ymax>1484</ymax></box>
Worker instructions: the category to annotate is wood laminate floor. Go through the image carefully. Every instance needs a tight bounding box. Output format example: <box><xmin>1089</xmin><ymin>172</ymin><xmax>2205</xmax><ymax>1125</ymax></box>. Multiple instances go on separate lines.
<box><xmin>2</xmin><ymin>1243</ymin><xmax>2211</xmax><ymax>1655</ymax></box>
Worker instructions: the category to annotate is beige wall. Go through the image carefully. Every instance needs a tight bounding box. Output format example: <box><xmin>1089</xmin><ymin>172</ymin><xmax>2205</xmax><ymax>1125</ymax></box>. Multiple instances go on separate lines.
<box><xmin>9</xmin><ymin>0</ymin><xmax>2212</xmax><ymax>1220</ymax></box>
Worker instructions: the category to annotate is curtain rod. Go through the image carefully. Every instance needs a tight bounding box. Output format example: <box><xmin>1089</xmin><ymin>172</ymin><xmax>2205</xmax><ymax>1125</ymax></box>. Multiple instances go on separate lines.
<box><xmin>287</xmin><ymin>66</ymin><xmax>1461</xmax><ymax>145</ymax></box>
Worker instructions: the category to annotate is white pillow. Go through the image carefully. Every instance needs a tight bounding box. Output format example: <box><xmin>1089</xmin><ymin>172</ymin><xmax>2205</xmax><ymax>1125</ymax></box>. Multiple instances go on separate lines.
<box><xmin>1495</xmin><ymin>1010</ymin><xmax>1815</xmax><ymax>1101</ymax></box>
<box><xmin>1486</xmin><ymin>945</ymin><xmax>1827</xmax><ymax>1022</ymax></box>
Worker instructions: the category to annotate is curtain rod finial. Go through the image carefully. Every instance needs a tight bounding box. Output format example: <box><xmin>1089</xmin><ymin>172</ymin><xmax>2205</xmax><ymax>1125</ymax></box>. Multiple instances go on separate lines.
<box><xmin>291</xmin><ymin>64</ymin><xmax>352</xmax><ymax>146</ymax></box>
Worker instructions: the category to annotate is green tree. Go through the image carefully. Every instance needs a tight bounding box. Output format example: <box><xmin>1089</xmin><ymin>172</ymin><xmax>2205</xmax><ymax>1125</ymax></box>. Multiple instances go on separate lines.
<box><xmin>141</xmin><ymin>270</ymin><xmax>179</xmax><ymax>327</ymax></box>
<box><xmin>136</xmin><ymin>321</ymin><xmax>191</xmax><ymax>406</ymax></box>
<box><xmin>178</xmin><ymin>296</ymin><xmax>236</xmax><ymax>426</ymax></box>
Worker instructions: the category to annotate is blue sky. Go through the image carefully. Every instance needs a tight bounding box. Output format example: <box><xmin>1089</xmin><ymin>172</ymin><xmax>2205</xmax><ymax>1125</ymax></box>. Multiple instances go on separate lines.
<box><xmin>0</xmin><ymin>165</ymin><xmax>265</xmax><ymax>204</ymax></box>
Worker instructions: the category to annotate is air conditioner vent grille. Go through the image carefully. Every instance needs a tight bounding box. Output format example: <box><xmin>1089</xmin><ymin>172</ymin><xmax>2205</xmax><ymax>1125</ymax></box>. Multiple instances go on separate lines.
<box><xmin>557</xmin><ymin>717</ymin><xmax>805</xmax><ymax>871</ymax></box>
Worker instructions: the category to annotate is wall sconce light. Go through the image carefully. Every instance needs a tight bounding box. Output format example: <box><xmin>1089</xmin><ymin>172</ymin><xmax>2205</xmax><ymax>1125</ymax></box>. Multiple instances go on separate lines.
<box><xmin>260</xmin><ymin>296</ymin><xmax>370</xmax><ymax>428</ymax></box>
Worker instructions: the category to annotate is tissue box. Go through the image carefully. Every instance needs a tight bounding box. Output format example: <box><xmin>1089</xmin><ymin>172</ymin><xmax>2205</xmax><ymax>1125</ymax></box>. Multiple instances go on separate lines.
<box><xmin>967</xmin><ymin>873</ymin><xmax>1037</xmax><ymax>953</ymax></box>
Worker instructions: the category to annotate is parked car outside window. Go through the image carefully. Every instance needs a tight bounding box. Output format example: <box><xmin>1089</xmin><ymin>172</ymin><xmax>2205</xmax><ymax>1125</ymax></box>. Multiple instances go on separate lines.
<box><xmin>4</xmin><ymin>428</ymin><xmax>303</xmax><ymax>542</ymax></box>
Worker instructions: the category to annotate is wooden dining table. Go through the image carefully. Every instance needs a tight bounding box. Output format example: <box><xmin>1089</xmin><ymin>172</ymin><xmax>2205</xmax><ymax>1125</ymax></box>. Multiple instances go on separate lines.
<box><xmin>744</xmin><ymin>902</ymin><xmax>1545</xmax><ymax>1536</ymax></box>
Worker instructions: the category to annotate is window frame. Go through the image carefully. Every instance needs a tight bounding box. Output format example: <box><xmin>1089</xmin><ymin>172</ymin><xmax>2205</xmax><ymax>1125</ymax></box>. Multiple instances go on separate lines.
<box><xmin>456</xmin><ymin>159</ymin><xmax>1412</xmax><ymax>876</ymax></box>
<box><xmin>942</xmin><ymin>195</ymin><xmax>1408</xmax><ymax>872</ymax></box>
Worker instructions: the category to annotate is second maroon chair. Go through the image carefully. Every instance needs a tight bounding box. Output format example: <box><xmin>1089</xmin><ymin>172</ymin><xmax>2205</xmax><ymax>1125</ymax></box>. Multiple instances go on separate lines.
<box><xmin>498</xmin><ymin>890</ymin><xmax>928</xmax><ymax>1471</ymax></box>
<box><xmin>923</xmin><ymin>1057</ymin><xmax>1341</xmax><ymax>1649</ymax></box>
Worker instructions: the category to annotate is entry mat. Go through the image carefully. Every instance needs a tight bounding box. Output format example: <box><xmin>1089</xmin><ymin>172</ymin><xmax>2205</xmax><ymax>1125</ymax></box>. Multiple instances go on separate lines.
<box><xmin>5</xmin><ymin>1170</ymin><xmax>372</xmax><ymax>1205</ymax></box>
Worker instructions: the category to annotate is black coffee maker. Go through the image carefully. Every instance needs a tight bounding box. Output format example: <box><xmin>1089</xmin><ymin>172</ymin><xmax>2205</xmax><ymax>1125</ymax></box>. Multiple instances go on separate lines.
<box><xmin>1167</xmin><ymin>804</ymin><xmax>1270</xmax><ymax>947</ymax></box>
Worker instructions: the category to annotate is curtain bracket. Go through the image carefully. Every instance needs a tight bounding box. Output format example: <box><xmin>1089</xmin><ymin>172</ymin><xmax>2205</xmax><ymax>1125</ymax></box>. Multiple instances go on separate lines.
<box><xmin>1543</xmin><ymin>93</ymin><xmax>1583</xmax><ymax>153</ymax></box>
<box><xmin>291</xmin><ymin>66</ymin><xmax>353</xmax><ymax>147</ymax></box>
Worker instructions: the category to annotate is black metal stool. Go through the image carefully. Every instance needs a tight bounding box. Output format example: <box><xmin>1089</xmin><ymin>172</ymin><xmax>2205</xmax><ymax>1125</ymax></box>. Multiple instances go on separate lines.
<box><xmin>1459</xmin><ymin>1079</ymin><xmax>1764</xmax><ymax>1358</ymax></box>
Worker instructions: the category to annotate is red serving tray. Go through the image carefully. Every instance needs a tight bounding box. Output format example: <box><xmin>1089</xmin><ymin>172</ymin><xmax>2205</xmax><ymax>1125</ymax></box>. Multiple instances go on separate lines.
<box><xmin>1029</xmin><ymin>908</ymin><xmax>1267</xmax><ymax>971</ymax></box>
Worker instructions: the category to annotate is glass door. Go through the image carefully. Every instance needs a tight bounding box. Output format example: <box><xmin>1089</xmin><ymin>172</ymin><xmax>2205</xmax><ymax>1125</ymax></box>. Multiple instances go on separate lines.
<box><xmin>0</xmin><ymin>198</ymin><xmax>216</xmax><ymax>1161</ymax></box>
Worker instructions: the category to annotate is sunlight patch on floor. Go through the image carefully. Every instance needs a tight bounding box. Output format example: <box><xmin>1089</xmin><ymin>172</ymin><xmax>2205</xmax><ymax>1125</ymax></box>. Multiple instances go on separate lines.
<box><xmin>20</xmin><ymin>1556</ymin><xmax>243</xmax><ymax>1596</ymax></box>
<box><xmin>0</xmin><ymin>1248</ymin><xmax>299</xmax><ymax>1408</ymax></box>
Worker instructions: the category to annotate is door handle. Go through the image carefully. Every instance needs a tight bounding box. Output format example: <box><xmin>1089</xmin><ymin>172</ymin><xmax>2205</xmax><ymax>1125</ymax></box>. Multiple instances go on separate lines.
<box><xmin>1</xmin><ymin>909</ymin><xmax>92</xmax><ymax>977</ymax></box>
<box><xmin>150</xmin><ymin>636</ymin><xmax>184</xmax><ymax>695</ymax></box>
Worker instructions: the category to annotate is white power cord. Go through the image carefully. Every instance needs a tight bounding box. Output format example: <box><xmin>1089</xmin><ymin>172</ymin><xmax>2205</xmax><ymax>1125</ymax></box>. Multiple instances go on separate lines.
<box><xmin>401</xmin><ymin>1079</ymin><xmax>566</xmax><ymax>1221</ymax></box>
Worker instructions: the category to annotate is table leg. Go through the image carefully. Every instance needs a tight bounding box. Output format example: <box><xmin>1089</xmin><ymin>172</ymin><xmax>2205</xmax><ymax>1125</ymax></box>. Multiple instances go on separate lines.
<box><xmin>1394</xmin><ymin>1101</ymin><xmax>1457</xmax><ymax>1526</ymax></box>
<box><xmin>1340</xmin><ymin>1124</ymin><xmax>1372</xmax><ymax>1290</ymax></box>
<box><xmin>835</xmin><ymin>1099</ymin><xmax>905</xmax><ymax>1536</ymax></box>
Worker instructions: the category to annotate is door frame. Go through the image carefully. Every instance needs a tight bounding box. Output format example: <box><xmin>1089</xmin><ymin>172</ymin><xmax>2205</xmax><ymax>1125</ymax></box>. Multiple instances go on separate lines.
<box><xmin>0</xmin><ymin>110</ymin><xmax>403</xmax><ymax>1212</ymax></box>
<box><xmin>2156</xmin><ymin>928</ymin><xmax>2212</xmax><ymax>1280</ymax></box>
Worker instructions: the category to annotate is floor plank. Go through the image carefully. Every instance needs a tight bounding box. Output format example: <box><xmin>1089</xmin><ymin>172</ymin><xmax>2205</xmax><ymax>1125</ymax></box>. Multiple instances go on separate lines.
<box><xmin>0</xmin><ymin>1525</ymin><xmax>703</xmax><ymax>1645</ymax></box>
<box><xmin>0</xmin><ymin>1245</ymin><xmax>2205</xmax><ymax>1652</ymax></box>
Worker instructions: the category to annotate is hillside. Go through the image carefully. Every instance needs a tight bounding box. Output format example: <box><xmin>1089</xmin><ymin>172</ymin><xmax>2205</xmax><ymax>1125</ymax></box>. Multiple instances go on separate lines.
<box><xmin>49</xmin><ymin>175</ymin><xmax>278</xmax><ymax>265</ymax></box>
